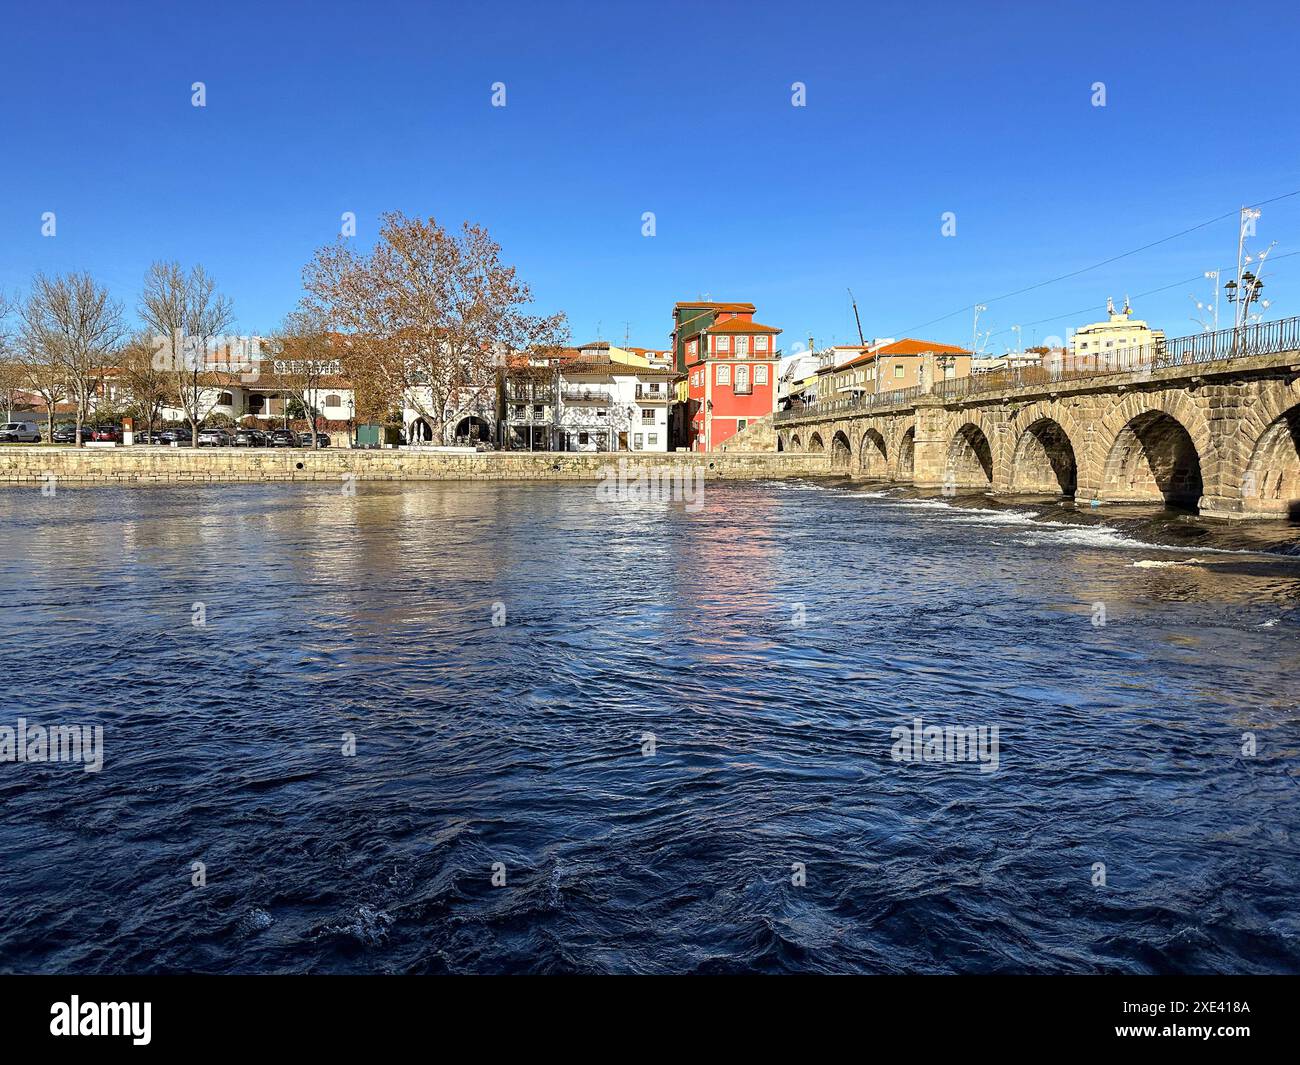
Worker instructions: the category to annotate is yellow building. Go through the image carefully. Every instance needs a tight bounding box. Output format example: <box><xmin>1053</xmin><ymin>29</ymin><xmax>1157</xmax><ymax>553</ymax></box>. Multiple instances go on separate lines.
<box><xmin>1070</xmin><ymin>298</ymin><xmax>1165</xmax><ymax>361</ymax></box>
<box><xmin>815</xmin><ymin>338</ymin><xmax>972</xmax><ymax>399</ymax></box>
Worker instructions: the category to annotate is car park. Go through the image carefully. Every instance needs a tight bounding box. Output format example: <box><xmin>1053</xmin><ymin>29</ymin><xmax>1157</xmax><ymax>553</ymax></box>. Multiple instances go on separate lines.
<box><xmin>268</xmin><ymin>428</ymin><xmax>299</xmax><ymax>447</ymax></box>
<box><xmin>298</xmin><ymin>431</ymin><xmax>331</xmax><ymax>448</ymax></box>
<box><xmin>0</xmin><ymin>421</ymin><xmax>44</xmax><ymax>443</ymax></box>
<box><xmin>197</xmin><ymin>427</ymin><xmax>232</xmax><ymax>447</ymax></box>
<box><xmin>157</xmin><ymin>427</ymin><xmax>194</xmax><ymax>445</ymax></box>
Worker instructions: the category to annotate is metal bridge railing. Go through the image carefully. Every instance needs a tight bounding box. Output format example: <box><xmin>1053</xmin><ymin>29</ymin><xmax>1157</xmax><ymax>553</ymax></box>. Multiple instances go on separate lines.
<box><xmin>775</xmin><ymin>315</ymin><xmax>1300</xmax><ymax>424</ymax></box>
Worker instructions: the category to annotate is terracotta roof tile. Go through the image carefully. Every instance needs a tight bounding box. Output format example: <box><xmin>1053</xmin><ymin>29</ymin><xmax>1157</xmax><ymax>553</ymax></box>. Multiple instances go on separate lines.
<box><xmin>561</xmin><ymin>360</ymin><xmax>679</xmax><ymax>378</ymax></box>
<box><xmin>875</xmin><ymin>338</ymin><xmax>971</xmax><ymax>356</ymax></box>
<box><xmin>834</xmin><ymin>338</ymin><xmax>971</xmax><ymax>370</ymax></box>
<box><xmin>706</xmin><ymin>319</ymin><xmax>782</xmax><ymax>334</ymax></box>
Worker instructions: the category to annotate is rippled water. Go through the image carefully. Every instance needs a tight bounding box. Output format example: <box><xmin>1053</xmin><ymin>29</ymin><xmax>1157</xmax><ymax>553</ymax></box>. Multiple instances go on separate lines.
<box><xmin>1</xmin><ymin>479</ymin><xmax>1298</xmax><ymax>974</ymax></box>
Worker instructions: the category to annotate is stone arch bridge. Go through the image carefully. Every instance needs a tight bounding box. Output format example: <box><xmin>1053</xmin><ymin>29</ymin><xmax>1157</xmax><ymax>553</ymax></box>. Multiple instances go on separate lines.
<box><xmin>775</xmin><ymin>318</ymin><xmax>1300</xmax><ymax>520</ymax></box>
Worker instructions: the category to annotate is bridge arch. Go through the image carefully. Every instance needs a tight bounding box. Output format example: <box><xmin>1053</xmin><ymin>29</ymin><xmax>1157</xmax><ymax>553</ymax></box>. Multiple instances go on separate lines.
<box><xmin>946</xmin><ymin>421</ymin><xmax>995</xmax><ymax>488</ymax></box>
<box><xmin>1097</xmin><ymin>404</ymin><xmax>1207</xmax><ymax>511</ymax></box>
<box><xmin>808</xmin><ymin>432</ymin><xmax>825</xmax><ymax>454</ymax></box>
<box><xmin>830</xmin><ymin>430</ymin><xmax>852</xmax><ymax>470</ymax></box>
<box><xmin>790</xmin><ymin>433</ymin><xmax>802</xmax><ymax>451</ymax></box>
<box><xmin>1010</xmin><ymin>417</ymin><xmax>1079</xmax><ymax>496</ymax></box>
<box><xmin>895</xmin><ymin>425</ymin><xmax>916</xmax><ymax>480</ymax></box>
<box><xmin>859</xmin><ymin>428</ymin><xmax>888</xmax><ymax>476</ymax></box>
<box><xmin>1088</xmin><ymin>394</ymin><xmax>1213</xmax><ymax>511</ymax></box>
<box><xmin>1240</xmin><ymin>397</ymin><xmax>1300</xmax><ymax>518</ymax></box>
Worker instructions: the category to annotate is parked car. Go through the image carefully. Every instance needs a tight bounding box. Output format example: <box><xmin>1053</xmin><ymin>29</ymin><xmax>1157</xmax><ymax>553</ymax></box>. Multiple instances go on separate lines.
<box><xmin>233</xmin><ymin>427</ymin><xmax>267</xmax><ymax>447</ymax></box>
<box><xmin>298</xmin><ymin>431</ymin><xmax>331</xmax><ymax>448</ymax></box>
<box><xmin>268</xmin><ymin>428</ymin><xmax>299</xmax><ymax>448</ymax></box>
<box><xmin>51</xmin><ymin>424</ymin><xmax>80</xmax><ymax>444</ymax></box>
<box><xmin>197</xmin><ymin>427</ymin><xmax>232</xmax><ymax>447</ymax></box>
<box><xmin>157</xmin><ymin>427</ymin><xmax>193</xmax><ymax>445</ymax></box>
<box><xmin>0</xmin><ymin>421</ymin><xmax>42</xmax><ymax>443</ymax></box>
<box><xmin>89</xmin><ymin>425</ymin><xmax>122</xmax><ymax>443</ymax></box>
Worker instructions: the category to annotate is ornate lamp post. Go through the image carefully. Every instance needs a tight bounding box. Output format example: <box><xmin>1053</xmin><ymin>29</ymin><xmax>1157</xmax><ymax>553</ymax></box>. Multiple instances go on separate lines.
<box><xmin>972</xmin><ymin>304</ymin><xmax>987</xmax><ymax>354</ymax></box>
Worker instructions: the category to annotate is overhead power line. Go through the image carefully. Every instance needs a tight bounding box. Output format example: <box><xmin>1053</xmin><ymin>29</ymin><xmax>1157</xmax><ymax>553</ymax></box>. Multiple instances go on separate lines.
<box><xmin>891</xmin><ymin>188</ymin><xmax>1300</xmax><ymax>337</ymax></box>
<box><xmin>979</xmin><ymin>250</ymin><xmax>1300</xmax><ymax>342</ymax></box>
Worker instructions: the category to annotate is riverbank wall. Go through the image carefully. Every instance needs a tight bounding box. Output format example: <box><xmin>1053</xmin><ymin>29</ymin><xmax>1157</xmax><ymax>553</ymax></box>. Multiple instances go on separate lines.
<box><xmin>0</xmin><ymin>446</ymin><xmax>825</xmax><ymax>485</ymax></box>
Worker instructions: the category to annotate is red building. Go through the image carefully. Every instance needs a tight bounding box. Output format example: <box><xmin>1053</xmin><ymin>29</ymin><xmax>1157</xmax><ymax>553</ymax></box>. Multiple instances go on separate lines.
<box><xmin>671</xmin><ymin>301</ymin><xmax>781</xmax><ymax>451</ymax></box>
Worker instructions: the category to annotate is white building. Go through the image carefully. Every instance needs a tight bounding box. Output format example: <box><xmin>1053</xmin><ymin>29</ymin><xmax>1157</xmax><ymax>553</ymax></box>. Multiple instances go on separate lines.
<box><xmin>555</xmin><ymin>351</ymin><xmax>676</xmax><ymax>453</ymax></box>
<box><xmin>401</xmin><ymin>342</ymin><xmax>506</xmax><ymax>444</ymax></box>
<box><xmin>777</xmin><ymin>350</ymin><xmax>823</xmax><ymax>408</ymax></box>
<box><xmin>154</xmin><ymin>354</ymin><xmax>356</xmax><ymax>432</ymax></box>
<box><xmin>403</xmin><ymin>383</ymin><xmax>499</xmax><ymax>444</ymax></box>
<box><xmin>90</xmin><ymin>340</ymin><xmax>357</xmax><ymax>438</ymax></box>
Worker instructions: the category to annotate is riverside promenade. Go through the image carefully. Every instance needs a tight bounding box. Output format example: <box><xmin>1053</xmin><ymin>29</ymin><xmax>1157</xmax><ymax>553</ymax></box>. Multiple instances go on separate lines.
<box><xmin>0</xmin><ymin>446</ymin><xmax>822</xmax><ymax>485</ymax></box>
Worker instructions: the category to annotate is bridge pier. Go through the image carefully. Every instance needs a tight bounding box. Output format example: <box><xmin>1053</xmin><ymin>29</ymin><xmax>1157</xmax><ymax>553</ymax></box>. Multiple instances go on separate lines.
<box><xmin>910</xmin><ymin>400</ymin><xmax>949</xmax><ymax>489</ymax></box>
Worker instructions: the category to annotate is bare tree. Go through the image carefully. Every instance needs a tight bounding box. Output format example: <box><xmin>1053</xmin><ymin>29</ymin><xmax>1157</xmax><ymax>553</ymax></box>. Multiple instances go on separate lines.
<box><xmin>19</xmin><ymin>273</ymin><xmax>123</xmax><ymax>445</ymax></box>
<box><xmin>272</xmin><ymin>307</ymin><xmax>338</xmax><ymax>450</ymax></box>
<box><xmin>0</xmin><ymin>357</ymin><xmax>26</xmax><ymax>422</ymax></box>
<box><xmin>139</xmin><ymin>262</ymin><xmax>235</xmax><ymax>445</ymax></box>
<box><xmin>0</xmin><ymin>293</ymin><xmax>25</xmax><ymax>421</ymax></box>
<box><xmin>14</xmin><ymin>345</ymin><xmax>68</xmax><ymax>443</ymax></box>
<box><xmin>119</xmin><ymin>332</ymin><xmax>174</xmax><ymax>439</ymax></box>
<box><xmin>302</xmin><ymin>212</ymin><xmax>566</xmax><ymax>445</ymax></box>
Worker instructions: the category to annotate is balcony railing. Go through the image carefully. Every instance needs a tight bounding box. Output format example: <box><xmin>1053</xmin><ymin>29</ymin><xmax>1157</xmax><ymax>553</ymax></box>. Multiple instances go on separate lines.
<box><xmin>635</xmin><ymin>386</ymin><xmax>669</xmax><ymax>401</ymax></box>
<box><xmin>775</xmin><ymin>315</ymin><xmax>1300</xmax><ymax>424</ymax></box>
<box><xmin>561</xmin><ymin>388</ymin><xmax>612</xmax><ymax>404</ymax></box>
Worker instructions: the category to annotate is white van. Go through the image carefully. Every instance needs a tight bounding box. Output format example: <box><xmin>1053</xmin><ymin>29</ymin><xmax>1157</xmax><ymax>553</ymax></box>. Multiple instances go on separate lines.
<box><xmin>0</xmin><ymin>421</ymin><xmax>41</xmax><ymax>443</ymax></box>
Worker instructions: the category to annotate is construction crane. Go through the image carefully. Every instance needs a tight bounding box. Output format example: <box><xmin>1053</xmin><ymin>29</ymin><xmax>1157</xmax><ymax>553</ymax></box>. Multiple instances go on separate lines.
<box><xmin>847</xmin><ymin>288</ymin><xmax>866</xmax><ymax>347</ymax></box>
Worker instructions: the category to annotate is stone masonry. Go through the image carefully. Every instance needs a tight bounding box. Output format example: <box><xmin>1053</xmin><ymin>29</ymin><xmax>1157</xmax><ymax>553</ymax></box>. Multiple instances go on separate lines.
<box><xmin>777</xmin><ymin>350</ymin><xmax>1300</xmax><ymax>519</ymax></box>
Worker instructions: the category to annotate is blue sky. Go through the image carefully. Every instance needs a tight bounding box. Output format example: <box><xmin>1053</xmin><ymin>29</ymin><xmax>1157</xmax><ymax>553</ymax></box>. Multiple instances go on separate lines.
<box><xmin>2</xmin><ymin>0</ymin><xmax>1298</xmax><ymax>355</ymax></box>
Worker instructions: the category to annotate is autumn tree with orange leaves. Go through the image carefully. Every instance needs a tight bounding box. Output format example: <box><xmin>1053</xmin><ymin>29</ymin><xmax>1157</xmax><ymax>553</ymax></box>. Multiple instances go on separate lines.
<box><xmin>300</xmin><ymin>212</ymin><xmax>567</xmax><ymax>445</ymax></box>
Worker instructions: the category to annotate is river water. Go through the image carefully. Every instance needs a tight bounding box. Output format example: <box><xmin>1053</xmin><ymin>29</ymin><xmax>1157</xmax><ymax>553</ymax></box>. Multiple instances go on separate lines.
<box><xmin>1</xmin><ymin>479</ymin><xmax>1298</xmax><ymax>974</ymax></box>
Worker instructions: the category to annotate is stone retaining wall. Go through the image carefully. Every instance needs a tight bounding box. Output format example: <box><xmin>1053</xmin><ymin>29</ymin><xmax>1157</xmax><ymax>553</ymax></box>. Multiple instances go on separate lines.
<box><xmin>718</xmin><ymin>413</ymin><xmax>778</xmax><ymax>452</ymax></box>
<box><xmin>0</xmin><ymin>446</ymin><xmax>825</xmax><ymax>486</ymax></box>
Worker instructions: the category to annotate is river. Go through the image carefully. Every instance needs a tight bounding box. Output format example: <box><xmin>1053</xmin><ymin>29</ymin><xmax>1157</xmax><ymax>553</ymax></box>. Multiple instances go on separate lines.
<box><xmin>1</xmin><ymin>479</ymin><xmax>1297</xmax><ymax>973</ymax></box>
